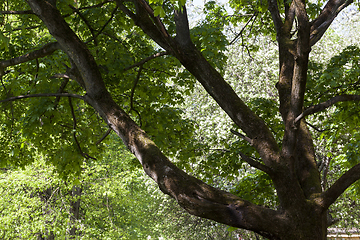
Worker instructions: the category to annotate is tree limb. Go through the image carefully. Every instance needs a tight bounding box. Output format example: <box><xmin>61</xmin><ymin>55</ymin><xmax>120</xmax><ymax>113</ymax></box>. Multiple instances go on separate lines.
<box><xmin>69</xmin><ymin>4</ymin><xmax>98</xmax><ymax>45</ymax></box>
<box><xmin>115</xmin><ymin>0</ymin><xmax>172</xmax><ymax>51</ymax></box>
<box><xmin>0</xmin><ymin>42</ymin><xmax>60</xmax><ymax>69</ymax></box>
<box><xmin>89</xmin><ymin>6</ymin><xmax>118</xmax><ymax>44</ymax></box>
<box><xmin>283</xmin><ymin>0</ymin><xmax>296</xmax><ymax>36</ymax></box>
<box><xmin>95</xmin><ymin>128</ymin><xmax>112</xmax><ymax>145</ymax></box>
<box><xmin>317</xmin><ymin>163</ymin><xmax>360</xmax><ymax>210</ymax></box>
<box><xmin>129</xmin><ymin>65</ymin><xmax>143</xmax><ymax>112</ymax></box>
<box><xmin>53</xmin><ymin>78</ymin><xmax>70</xmax><ymax>109</ymax></box>
<box><xmin>295</xmin><ymin>95</ymin><xmax>360</xmax><ymax>123</ymax></box>
<box><xmin>310</xmin><ymin>0</ymin><xmax>353</xmax><ymax>46</ymax></box>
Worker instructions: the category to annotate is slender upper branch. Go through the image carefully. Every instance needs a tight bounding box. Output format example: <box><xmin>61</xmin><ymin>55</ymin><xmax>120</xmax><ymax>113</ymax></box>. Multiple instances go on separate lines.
<box><xmin>295</xmin><ymin>95</ymin><xmax>360</xmax><ymax>123</ymax></box>
<box><xmin>316</xmin><ymin>163</ymin><xmax>360</xmax><ymax>210</ymax></box>
<box><xmin>229</xmin><ymin>12</ymin><xmax>257</xmax><ymax>45</ymax></box>
<box><xmin>283</xmin><ymin>1</ymin><xmax>296</xmax><ymax>36</ymax></box>
<box><xmin>69</xmin><ymin>4</ymin><xmax>98</xmax><ymax>45</ymax></box>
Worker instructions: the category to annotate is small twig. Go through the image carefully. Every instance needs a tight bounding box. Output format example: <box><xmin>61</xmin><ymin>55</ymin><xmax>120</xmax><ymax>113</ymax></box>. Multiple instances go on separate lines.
<box><xmin>130</xmin><ymin>65</ymin><xmax>143</xmax><ymax>111</ymax></box>
<box><xmin>69</xmin><ymin>4</ymin><xmax>98</xmax><ymax>45</ymax></box>
<box><xmin>0</xmin><ymin>10</ymin><xmax>34</xmax><ymax>14</ymax></box>
<box><xmin>87</xmin><ymin>6</ymin><xmax>118</xmax><ymax>44</ymax></box>
<box><xmin>0</xmin><ymin>93</ymin><xmax>84</xmax><ymax>103</ymax></box>
<box><xmin>124</xmin><ymin>51</ymin><xmax>168</xmax><ymax>71</ymax></box>
<box><xmin>230</xmin><ymin>12</ymin><xmax>257</xmax><ymax>45</ymax></box>
<box><xmin>230</xmin><ymin>129</ymin><xmax>253</xmax><ymax>144</ymax></box>
<box><xmin>95</xmin><ymin>128</ymin><xmax>112</xmax><ymax>145</ymax></box>
<box><xmin>53</xmin><ymin>78</ymin><xmax>70</xmax><ymax>109</ymax></box>
<box><xmin>68</xmin><ymin>97</ymin><xmax>96</xmax><ymax>160</ymax></box>
<box><xmin>306</xmin><ymin>121</ymin><xmax>328</xmax><ymax>132</ymax></box>
<box><xmin>77</xmin><ymin>0</ymin><xmax>113</xmax><ymax>11</ymax></box>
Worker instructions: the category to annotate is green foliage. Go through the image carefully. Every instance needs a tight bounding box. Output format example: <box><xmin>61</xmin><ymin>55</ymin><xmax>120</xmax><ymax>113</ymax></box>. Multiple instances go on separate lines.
<box><xmin>0</xmin><ymin>137</ymin><xmax>240</xmax><ymax>239</ymax></box>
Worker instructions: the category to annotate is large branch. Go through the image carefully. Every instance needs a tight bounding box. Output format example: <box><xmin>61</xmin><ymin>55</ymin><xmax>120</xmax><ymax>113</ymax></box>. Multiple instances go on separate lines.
<box><xmin>170</xmin><ymin>5</ymin><xmax>280</xmax><ymax>167</ymax></box>
<box><xmin>26</xmin><ymin>0</ymin><xmax>287</xmax><ymax>236</ymax></box>
<box><xmin>310</xmin><ymin>0</ymin><xmax>353</xmax><ymax>46</ymax></box>
<box><xmin>317</xmin><ymin>163</ymin><xmax>360</xmax><ymax>210</ymax></box>
<box><xmin>294</xmin><ymin>94</ymin><xmax>360</xmax><ymax>123</ymax></box>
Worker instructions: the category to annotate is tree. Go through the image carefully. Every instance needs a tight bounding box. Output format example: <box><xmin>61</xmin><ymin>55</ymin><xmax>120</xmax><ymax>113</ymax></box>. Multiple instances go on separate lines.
<box><xmin>0</xmin><ymin>0</ymin><xmax>360</xmax><ymax>239</ymax></box>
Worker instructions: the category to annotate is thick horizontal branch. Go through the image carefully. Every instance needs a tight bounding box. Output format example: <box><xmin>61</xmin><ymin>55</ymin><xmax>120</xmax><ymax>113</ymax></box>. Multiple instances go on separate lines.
<box><xmin>295</xmin><ymin>94</ymin><xmax>360</xmax><ymax>123</ymax></box>
<box><xmin>317</xmin><ymin>163</ymin><xmax>360</xmax><ymax>210</ymax></box>
<box><xmin>123</xmin><ymin>51</ymin><xmax>168</xmax><ymax>71</ymax></box>
<box><xmin>0</xmin><ymin>93</ymin><xmax>84</xmax><ymax>103</ymax></box>
<box><xmin>0</xmin><ymin>42</ymin><xmax>60</xmax><ymax>69</ymax></box>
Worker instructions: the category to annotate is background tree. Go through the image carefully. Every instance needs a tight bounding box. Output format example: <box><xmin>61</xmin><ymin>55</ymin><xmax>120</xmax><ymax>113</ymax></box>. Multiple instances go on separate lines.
<box><xmin>0</xmin><ymin>0</ymin><xmax>360</xmax><ymax>239</ymax></box>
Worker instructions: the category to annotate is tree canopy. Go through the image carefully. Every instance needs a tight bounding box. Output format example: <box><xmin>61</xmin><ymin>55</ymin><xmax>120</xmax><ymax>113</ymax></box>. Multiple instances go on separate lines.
<box><xmin>1</xmin><ymin>0</ymin><xmax>360</xmax><ymax>239</ymax></box>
